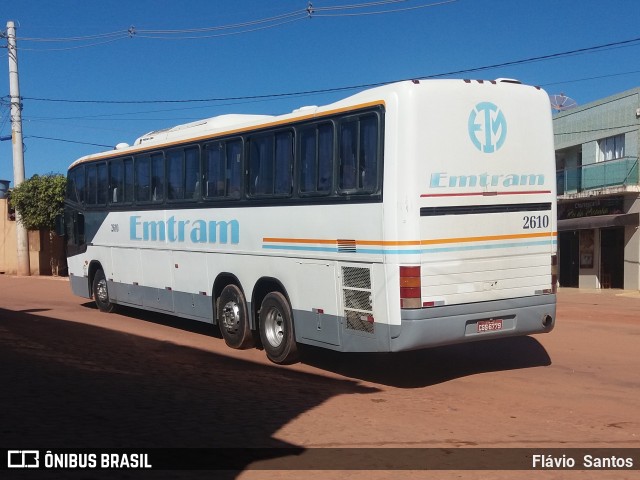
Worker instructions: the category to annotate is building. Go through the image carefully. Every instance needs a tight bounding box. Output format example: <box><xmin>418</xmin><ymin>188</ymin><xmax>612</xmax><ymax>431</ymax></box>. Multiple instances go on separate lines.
<box><xmin>554</xmin><ymin>87</ymin><xmax>640</xmax><ymax>290</ymax></box>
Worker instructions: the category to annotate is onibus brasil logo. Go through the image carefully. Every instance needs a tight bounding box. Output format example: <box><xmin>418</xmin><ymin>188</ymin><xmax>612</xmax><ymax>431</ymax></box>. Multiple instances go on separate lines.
<box><xmin>468</xmin><ymin>102</ymin><xmax>507</xmax><ymax>153</ymax></box>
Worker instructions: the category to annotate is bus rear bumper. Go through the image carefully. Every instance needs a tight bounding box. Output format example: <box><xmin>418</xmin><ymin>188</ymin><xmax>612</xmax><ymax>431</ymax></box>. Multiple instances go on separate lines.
<box><xmin>390</xmin><ymin>294</ymin><xmax>556</xmax><ymax>352</ymax></box>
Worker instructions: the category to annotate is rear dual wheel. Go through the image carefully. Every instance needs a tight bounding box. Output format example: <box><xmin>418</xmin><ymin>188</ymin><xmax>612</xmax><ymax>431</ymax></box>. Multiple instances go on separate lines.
<box><xmin>218</xmin><ymin>284</ymin><xmax>254</xmax><ymax>350</ymax></box>
<box><xmin>259</xmin><ymin>292</ymin><xmax>298</xmax><ymax>365</ymax></box>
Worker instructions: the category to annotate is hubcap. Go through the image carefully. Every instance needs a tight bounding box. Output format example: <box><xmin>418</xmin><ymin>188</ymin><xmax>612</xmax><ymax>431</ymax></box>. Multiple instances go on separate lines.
<box><xmin>96</xmin><ymin>279</ymin><xmax>109</xmax><ymax>303</ymax></box>
<box><xmin>221</xmin><ymin>301</ymin><xmax>240</xmax><ymax>333</ymax></box>
<box><xmin>264</xmin><ymin>308</ymin><xmax>284</xmax><ymax>348</ymax></box>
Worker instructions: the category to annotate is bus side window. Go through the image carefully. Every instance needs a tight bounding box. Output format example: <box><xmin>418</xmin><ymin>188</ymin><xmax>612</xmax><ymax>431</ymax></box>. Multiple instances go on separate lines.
<box><xmin>167</xmin><ymin>149</ymin><xmax>184</xmax><ymax>200</ymax></box>
<box><xmin>135</xmin><ymin>156</ymin><xmax>151</xmax><ymax>202</ymax></box>
<box><xmin>339</xmin><ymin>120</ymin><xmax>358</xmax><ymax>191</ymax></box>
<box><xmin>317</xmin><ymin>123</ymin><xmax>333</xmax><ymax>193</ymax></box>
<box><xmin>299</xmin><ymin>127</ymin><xmax>316</xmax><ymax>193</ymax></box>
<box><xmin>124</xmin><ymin>158</ymin><xmax>134</xmax><ymax>203</ymax></box>
<box><xmin>97</xmin><ymin>163</ymin><xmax>108</xmax><ymax>205</ymax></box>
<box><xmin>249</xmin><ymin>135</ymin><xmax>274</xmax><ymax>196</ymax></box>
<box><xmin>109</xmin><ymin>160</ymin><xmax>123</xmax><ymax>204</ymax></box>
<box><xmin>204</xmin><ymin>140</ymin><xmax>242</xmax><ymax>200</ymax></box>
<box><xmin>185</xmin><ymin>147</ymin><xmax>200</xmax><ymax>200</ymax></box>
<box><xmin>151</xmin><ymin>153</ymin><xmax>165</xmax><ymax>202</ymax></box>
<box><xmin>299</xmin><ymin>123</ymin><xmax>333</xmax><ymax>196</ymax></box>
<box><xmin>227</xmin><ymin>140</ymin><xmax>242</xmax><ymax>198</ymax></box>
<box><xmin>274</xmin><ymin>131</ymin><xmax>292</xmax><ymax>196</ymax></box>
<box><xmin>339</xmin><ymin>115</ymin><xmax>378</xmax><ymax>193</ymax></box>
<box><xmin>86</xmin><ymin>164</ymin><xmax>97</xmax><ymax>205</ymax></box>
<box><xmin>360</xmin><ymin>115</ymin><xmax>379</xmax><ymax>191</ymax></box>
<box><xmin>204</xmin><ymin>142</ymin><xmax>225</xmax><ymax>198</ymax></box>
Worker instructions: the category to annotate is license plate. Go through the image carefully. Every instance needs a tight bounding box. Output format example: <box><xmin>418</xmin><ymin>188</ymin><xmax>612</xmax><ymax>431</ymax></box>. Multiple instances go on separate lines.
<box><xmin>477</xmin><ymin>319</ymin><xmax>503</xmax><ymax>333</ymax></box>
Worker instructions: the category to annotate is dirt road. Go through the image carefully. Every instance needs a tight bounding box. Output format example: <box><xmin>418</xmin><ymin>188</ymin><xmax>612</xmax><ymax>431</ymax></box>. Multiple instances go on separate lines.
<box><xmin>0</xmin><ymin>275</ymin><xmax>638</xmax><ymax>479</ymax></box>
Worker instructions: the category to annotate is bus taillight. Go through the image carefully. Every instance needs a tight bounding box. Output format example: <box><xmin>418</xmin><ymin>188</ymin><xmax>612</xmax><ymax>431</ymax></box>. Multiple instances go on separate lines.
<box><xmin>400</xmin><ymin>266</ymin><xmax>421</xmax><ymax>309</ymax></box>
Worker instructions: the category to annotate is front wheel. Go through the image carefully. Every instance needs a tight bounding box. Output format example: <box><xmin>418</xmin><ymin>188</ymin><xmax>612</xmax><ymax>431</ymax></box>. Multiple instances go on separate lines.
<box><xmin>259</xmin><ymin>292</ymin><xmax>298</xmax><ymax>364</ymax></box>
<box><xmin>92</xmin><ymin>269</ymin><xmax>115</xmax><ymax>313</ymax></box>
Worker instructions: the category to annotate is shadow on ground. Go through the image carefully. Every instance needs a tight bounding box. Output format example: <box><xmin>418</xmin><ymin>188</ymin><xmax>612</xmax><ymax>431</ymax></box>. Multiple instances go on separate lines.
<box><xmin>82</xmin><ymin>302</ymin><xmax>552</xmax><ymax>389</ymax></box>
<box><xmin>0</xmin><ymin>307</ymin><xmax>377</xmax><ymax>479</ymax></box>
<box><xmin>81</xmin><ymin>301</ymin><xmax>552</xmax><ymax>389</ymax></box>
<box><xmin>299</xmin><ymin>335</ymin><xmax>552</xmax><ymax>388</ymax></box>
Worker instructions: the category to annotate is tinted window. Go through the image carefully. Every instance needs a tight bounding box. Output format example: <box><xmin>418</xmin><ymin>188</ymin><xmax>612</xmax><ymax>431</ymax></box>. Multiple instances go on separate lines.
<box><xmin>274</xmin><ymin>132</ymin><xmax>293</xmax><ymax>195</ymax></box>
<box><xmin>249</xmin><ymin>135</ymin><xmax>274</xmax><ymax>196</ymax></box>
<box><xmin>167</xmin><ymin>147</ymin><xmax>200</xmax><ymax>201</ymax></box>
<box><xmin>299</xmin><ymin>123</ymin><xmax>333</xmax><ymax>195</ymax></box>
<box><xmin>151</xmin><ymin>153</ymin><xmax>164</xmax><ymax>202</ymax></box>
<box><xmin>204</xmin><ymin>139</ymin><xmax>242</xmax><ymax>199</ymax></box>
<box><xmin>110</xmin><ymin>160</ymin><xmax>124</xmax><ymax>203</ymax></box>
<box><xmin>185</xmin><ymin>148</ymin><xmax>200</xmax><ymax>199</ymax></box>
<box><xmin>124</xmin><ymin>158</ymin><xmax>134</xmax><ymax>203</ymax></box>
<box><xmin>67</xmin><ymin>166</ymin><xmax>85</xmax><ymax>204</ymax></box>
<box><xmin>97</xmin><ymin>163</ymin><xmax>108</xmax><ymax>205</ymax></box>
<box><xmin>249</xmin><ymin>131</ymin><xmax>292</xmax><ymax>197</ymax></box>
<box><xmin>86</xmin><ymin>164</ymin><xmax>97</xmax><ymax>205</ymax></box>
<box><xmin>135</xmin><ymin>156</ymin><xmax>151</xmax><ymax>202</ymax></box>
<box><xmin>339</xmin><ymin>114</ymin><xmax>379</xmax><ymax>193</ymax></box>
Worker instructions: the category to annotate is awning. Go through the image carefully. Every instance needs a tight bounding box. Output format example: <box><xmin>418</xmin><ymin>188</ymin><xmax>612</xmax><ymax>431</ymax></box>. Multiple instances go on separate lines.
<box><xmin>558</xmin><ymin>212</ymin><xmax>639</xmax><ymax>231</ymax></box>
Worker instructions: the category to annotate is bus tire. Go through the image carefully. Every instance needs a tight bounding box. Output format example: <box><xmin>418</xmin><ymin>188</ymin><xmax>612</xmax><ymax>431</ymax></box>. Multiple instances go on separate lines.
<box><xmin>259</xmin><ymin>292</ymin><xmax>298</xmax><ymax>364</ymax></box>
<box><xmin>93</xmin><ymin>269</ymin><xmax>115</xmax><ymax>313</ymax></box>
<box><xmin>218</xmin><ymin>284</ymin><xmax>254</xmax><ymax>350</ymax></box>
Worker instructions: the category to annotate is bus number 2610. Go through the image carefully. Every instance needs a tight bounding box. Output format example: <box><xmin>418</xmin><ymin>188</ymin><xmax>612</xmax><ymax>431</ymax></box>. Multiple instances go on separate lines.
<box><xmin>523</xmin><ymin>215</ymin><xmax>549</xmax><ymax>229</ymax></box>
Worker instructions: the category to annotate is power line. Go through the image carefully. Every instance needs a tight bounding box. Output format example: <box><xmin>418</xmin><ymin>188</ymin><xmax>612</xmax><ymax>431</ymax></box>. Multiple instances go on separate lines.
<box><xmin>135</xmin><ymin>9</ymin><xmax>305</xmax><ymax>35</ymax></box>
<box><xmin>311</xmin><ymin>0</ymin><xmax>457</xmax><ymax>16</ymax></box>
<box><xmin>17</xmin><ymin>36</ymin><xmax>130</xmax><ymax>52</ymax></box>
<box><xmin>18</xmin><ymin>35</ymin><xmax>640</xmax><ymax>105</ymax></box>
<box><xmin>541</xmin><ymin>69</ymin><xmax>640</xmax><ymax>88</ymax></box>
<box><xmin>24</xmin><ymin>67</ymin><xmax>640</xmax><ymax>122</ymax></box>
<box><xmin>25</xmin><ymin>135</ymin><xmax>113</xmax><ymax>148</ymax></box>
<box><xmin>14</xmin><ymin>1</ymin><xmax>453</xmax><ymax>45</ymax></box>
<box><xmin>18</xmin><ymin>29</ymin><xmax>129</xmax><ymax>42</ymax></box>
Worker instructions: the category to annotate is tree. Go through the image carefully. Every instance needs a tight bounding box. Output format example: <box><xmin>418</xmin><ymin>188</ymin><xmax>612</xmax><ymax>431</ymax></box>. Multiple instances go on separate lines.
<box><xmin>10</xmin><ymin>173</ymin><xmax>66</xmax><ymax>275</ymax></box>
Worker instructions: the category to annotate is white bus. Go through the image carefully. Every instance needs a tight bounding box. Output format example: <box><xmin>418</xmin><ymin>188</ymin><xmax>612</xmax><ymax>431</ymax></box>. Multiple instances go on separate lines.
<box><xmin>63</xmin><ymin>79</ymin><xmax>557</xmax><ymax>364</ymax></box>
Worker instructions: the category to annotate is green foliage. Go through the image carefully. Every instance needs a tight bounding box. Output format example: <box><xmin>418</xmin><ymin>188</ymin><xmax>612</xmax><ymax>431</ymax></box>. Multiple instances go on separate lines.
<box><xmin>10</xmin><ymin>173</ymin><xmax>66</xmax><ymax>230</ymax></box>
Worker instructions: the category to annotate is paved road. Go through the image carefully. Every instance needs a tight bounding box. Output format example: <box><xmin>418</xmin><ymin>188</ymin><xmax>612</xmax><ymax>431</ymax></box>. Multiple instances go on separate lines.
<box><xmin>0</xmin><ymin>276</ymin><xmax>638</xmax><ymax>479</ymax></box>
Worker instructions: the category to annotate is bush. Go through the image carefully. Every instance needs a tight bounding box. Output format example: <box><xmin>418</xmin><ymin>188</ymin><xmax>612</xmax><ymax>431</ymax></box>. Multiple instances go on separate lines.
<box><xmin>10</xmin><ymin>173</ymin><xmax>66</xmax><ymax>230</ymax></box>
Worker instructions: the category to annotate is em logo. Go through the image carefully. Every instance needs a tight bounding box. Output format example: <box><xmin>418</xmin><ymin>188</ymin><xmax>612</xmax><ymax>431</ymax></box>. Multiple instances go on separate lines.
<box><xmin>468</xmin><ymin>102</ymin><xmax>507</xmax><ymax>153</ymax></box>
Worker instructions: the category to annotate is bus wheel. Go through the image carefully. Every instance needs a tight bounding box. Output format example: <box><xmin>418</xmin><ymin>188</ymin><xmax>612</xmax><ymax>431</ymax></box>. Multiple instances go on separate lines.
<box><xmin>93</xmin><ymin>269</ymin><xmax>115</xmax><ymax>313</ymax></box>
<box><xmin>259</xmin><ymin>292</ymin><xmax>298</xmax><ymax>364</ymax></box>
<box><xmin>218</xmin><ymin>284</ymin><xmax>254</xmax><ymax>349</ymax></box>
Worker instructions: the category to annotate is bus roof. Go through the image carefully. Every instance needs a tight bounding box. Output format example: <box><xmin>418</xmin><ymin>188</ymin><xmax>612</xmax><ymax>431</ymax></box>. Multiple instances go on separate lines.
<box><xmin>68</xmin><ymin>78</ymin><xmax>539</xmax><ymax>170</ymax></box>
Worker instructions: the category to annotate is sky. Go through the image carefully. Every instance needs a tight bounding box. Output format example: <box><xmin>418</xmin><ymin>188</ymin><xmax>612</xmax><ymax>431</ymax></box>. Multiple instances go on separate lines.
<box><xmin>1</xmin><ymin>0</ymin><xmax>640</xmax><ymax>182</ymax></box>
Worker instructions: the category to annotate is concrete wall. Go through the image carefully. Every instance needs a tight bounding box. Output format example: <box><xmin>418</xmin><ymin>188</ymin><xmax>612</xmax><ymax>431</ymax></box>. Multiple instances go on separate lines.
<box><xmin>624</xmin><ymin>196</ymin><xmax>640</xmax><ymax>290</ymax></box>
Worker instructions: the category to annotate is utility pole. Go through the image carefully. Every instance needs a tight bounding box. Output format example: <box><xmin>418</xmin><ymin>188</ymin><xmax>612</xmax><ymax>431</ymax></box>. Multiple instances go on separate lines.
<box><xmin>6</xmin><ymin>21</ymin><xmax>30</xmax><ymax>276</ymax></box>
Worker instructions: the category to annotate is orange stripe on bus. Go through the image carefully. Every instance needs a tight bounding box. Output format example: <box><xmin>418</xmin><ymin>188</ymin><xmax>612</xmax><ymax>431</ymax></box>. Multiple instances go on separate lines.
<box><xmin>264</xmin><ymin>231</ymin><xmax>557</xmax><ymax>247</ymax></box>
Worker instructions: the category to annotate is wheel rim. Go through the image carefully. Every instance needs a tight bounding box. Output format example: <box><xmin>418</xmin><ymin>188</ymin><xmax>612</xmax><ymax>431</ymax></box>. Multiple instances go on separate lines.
<box><xmin>221</xmin><ymin>301</ymin><xmax>240</xmax><ymax>333</ymax></box>
<box><xmin>264</xmin><ymin>307</ymin><xmax>284</xmax><ymax>348</ymax></box>
<box><xmin>96</xmin><ymin>278</ymin><xmax>109</xmax><ymax>303</ymax></box>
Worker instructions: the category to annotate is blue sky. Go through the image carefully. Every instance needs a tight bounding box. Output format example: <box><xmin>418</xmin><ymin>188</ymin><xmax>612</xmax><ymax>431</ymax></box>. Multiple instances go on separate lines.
<box><xmin>1</xmin><ymin>0</ymin><xmax>639</xmax><ymax>181</ymax></box>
